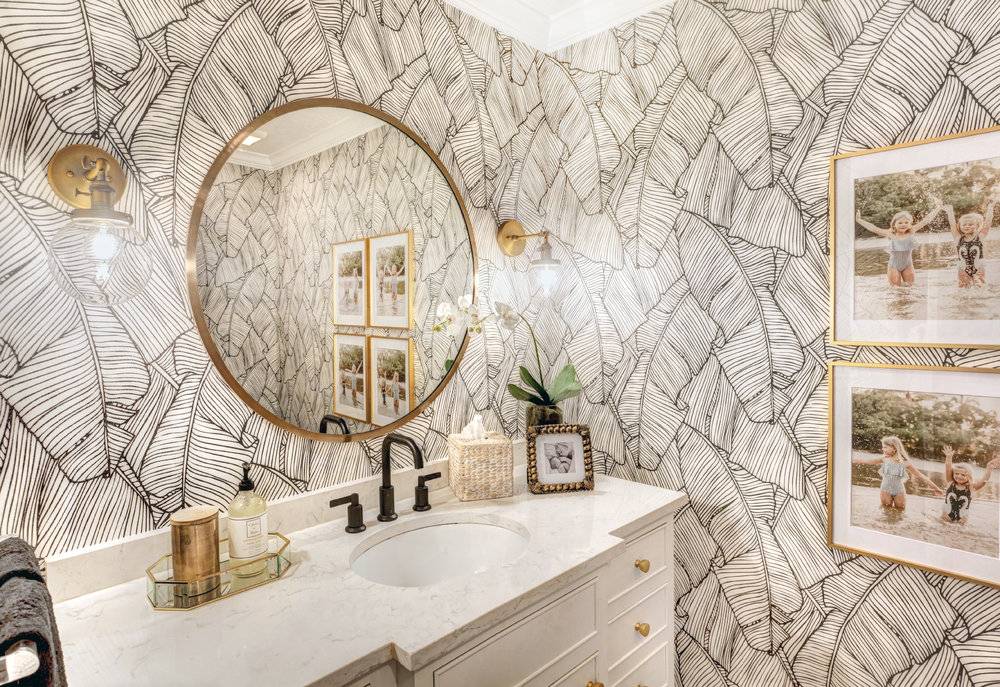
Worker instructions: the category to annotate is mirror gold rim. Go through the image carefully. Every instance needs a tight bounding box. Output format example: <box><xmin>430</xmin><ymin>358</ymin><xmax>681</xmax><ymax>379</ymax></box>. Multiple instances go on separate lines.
<box><xmin>184</xmin><ymin>97</ymin><xmax>478</xmax><ymax>443</ymax></box>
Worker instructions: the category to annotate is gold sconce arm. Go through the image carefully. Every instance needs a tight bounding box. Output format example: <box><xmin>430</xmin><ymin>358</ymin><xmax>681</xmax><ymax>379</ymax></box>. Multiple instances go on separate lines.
<box><xmin>497</xmin><ymin>219</ymin><xmax>548</xmax><ymax>256</ymax></box>
<box><xmin>47</xmin><ymin>144</ymin><xmax>127</xmax><ymax>209</ymax></box>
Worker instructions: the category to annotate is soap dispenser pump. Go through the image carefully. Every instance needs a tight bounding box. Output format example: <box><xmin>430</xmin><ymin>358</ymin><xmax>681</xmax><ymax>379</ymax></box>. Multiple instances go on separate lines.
<box><xmin>227</xmin><ymin>462</ymin><xmax>268</xmax><ymax>577</ymax></box>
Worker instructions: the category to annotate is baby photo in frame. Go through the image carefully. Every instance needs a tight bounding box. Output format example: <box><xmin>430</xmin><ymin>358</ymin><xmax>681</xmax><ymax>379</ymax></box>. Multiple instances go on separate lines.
<box><xmin>828</xmin><ymin>361</ymin><xmax>1000</xmax><ymax>588</ymax></box>
<box><xmin>368</xmin><ymin>231</ymin><xmax>413</xmax><ymax>329</ymax></box>
<box><xmin>830</xmin><ymin>127</ymin><xmax>1000</xmax><ymax>349</ymax></box>
<box><xmin>332</xmin><ymin>239</ymin><xmax>367</xmax><ymax>327</ymax></box>
<box><xmin>369</xmin><ymin>335</ymin><xmax>414</xmax><ymax>426</ymax></box>
<box><xmin>526</xmin><ymin>424</ymin><xmax>594</xmax><ymax>494</ymax></box>
<box><xmin>333</xmin><ymin>334</ymin><xmax>369</xmax><ymax>423</ymax></box>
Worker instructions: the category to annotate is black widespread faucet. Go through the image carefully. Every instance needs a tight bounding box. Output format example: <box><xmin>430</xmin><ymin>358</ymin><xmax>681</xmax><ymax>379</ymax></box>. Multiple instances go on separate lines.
<box><xmin>379</xmin><ymin>433</ymin><xmax>424</xmax><ymax>522</ymax></box>
<box><xmin>319</xmin><ymin>414</ymin><xmax>350</xmax><ymax>436</ymax></box>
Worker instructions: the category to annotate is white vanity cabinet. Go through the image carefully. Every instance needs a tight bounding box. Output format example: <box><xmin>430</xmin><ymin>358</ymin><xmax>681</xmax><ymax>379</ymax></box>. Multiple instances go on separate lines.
<box><xmin>387</xmin><ymin>515</ymin><xmax>675</xmax><ymax>687</ymax></box>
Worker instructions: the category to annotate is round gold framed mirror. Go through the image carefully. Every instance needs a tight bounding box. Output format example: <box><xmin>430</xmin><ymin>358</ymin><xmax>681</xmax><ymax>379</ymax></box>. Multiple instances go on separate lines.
<box><xmin>186</xmin><ymin>98</ymin><xmax>477</xmax><ymax>442</ymax></box>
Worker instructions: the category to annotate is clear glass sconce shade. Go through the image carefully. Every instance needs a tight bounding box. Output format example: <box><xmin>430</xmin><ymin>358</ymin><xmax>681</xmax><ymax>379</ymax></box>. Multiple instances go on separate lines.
<box><xmin>529</xmin><ymin>237</ymin><xmax>561</xmax><ymax>297</ymax></box>
<box><xmin>46</xmin><ymin>211</ymin><xmax>151</xmax><ymax>306</ymax></box>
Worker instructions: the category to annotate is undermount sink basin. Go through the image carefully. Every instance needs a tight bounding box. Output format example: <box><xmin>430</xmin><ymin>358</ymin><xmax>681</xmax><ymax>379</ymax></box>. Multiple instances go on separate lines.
<box><xmin>350</xmin><ymin>515</ymin><xmax>529</xmax><ymax>588</ymax></box>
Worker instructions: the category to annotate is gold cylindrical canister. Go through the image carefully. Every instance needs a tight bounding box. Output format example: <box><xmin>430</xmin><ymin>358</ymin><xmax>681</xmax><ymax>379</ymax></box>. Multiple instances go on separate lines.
<box><xmin>170</xmin><ymin>506</ymin><xmax>220</xmax><ymax>597</ymax></box>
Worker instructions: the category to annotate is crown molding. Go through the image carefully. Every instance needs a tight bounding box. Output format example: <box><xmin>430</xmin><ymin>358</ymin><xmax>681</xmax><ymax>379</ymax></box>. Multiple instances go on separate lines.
<box><xmin>443</xmin><ymin>0</ymin><xmax>672</xmax><ymax>53</ymax></box>
<box><xmin>228</xmin><ymin>118</ymin><xmax>386</xmax><ymax>171</ymax></box>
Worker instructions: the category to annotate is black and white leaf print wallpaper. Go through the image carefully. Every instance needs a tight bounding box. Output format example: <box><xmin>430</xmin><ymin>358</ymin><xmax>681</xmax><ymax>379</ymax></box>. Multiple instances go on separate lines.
<box><xmin>1</xmin><ymin>0</ymin><xmax>999</xmax><ymax>684</ymax></box>
<box><xmin>196</xmin><ymin>122</ymin><xmax>472</xmax><ymax>432</ymax></box>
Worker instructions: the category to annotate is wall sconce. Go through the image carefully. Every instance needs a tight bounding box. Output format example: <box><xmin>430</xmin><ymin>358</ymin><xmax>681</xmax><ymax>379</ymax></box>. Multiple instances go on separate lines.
<box><xmin>46</xmin><ymin>144</ymin><xmax>150</xmax><ymax>305</ymax></box>
<box><xmin>496</xmin><ymin>220</ymin><xmax>562</xmax><ymax>297</ymax></box>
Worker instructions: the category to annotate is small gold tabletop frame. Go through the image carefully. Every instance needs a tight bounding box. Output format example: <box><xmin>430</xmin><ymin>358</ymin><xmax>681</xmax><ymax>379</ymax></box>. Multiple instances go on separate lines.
<box><xmin>146</xmin><ymin>532</ymin><xmax>292</xmax><ymax>611</ymax></box>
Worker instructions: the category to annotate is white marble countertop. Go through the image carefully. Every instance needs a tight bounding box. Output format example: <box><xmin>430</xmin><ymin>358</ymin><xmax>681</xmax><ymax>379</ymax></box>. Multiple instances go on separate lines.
<box><xmin>54</xmin><ymin>475</ymin><xmax>685</xmax><ymax>687</ymax></box>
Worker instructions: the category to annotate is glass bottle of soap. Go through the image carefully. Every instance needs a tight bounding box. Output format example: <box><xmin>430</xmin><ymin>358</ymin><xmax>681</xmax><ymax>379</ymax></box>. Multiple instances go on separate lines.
<box><xmin>227</xmin><ymin>462</ymin><xmax>268</xmax><ymax>577</ymax></box>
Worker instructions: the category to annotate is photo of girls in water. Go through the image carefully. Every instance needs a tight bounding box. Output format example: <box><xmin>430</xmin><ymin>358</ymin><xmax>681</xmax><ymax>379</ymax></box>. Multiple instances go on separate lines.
<box><xmin>853</xmin><ymin>157</ymin><xmax>1000</xmax><ymax>322</ymax></box>
<box><xmin>368</xmin><ymin>231</ymin><xmax>411</xmax><ymax>329</ymax></box>
<box><xmin>369</xmin><ymin>336</ymin><xmax>413</xmax><ymax>426</ymax></box>
<box><xmin>849</xmin><ymin>387</ymin><xmax>1000</xmax><ymax>558</ymax></box>
<box><xmin>333</xmin><ymin>239</ymin><xmax>367</xmax><ymax>327</ymax></box>
<box><xmin>832</xmin><ymin>128</ymin><xmax>1000</xmax><ymax>348</ymax></box>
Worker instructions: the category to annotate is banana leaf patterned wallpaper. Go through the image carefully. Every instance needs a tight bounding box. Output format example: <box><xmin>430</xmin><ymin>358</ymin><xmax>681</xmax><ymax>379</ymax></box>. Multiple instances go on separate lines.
<box><xmin>1</xmin><ymin>0</ymin><xmax>999</xmax><ymax>685</ymax></box>
<box><xmin>196</xmin><ymin>124</ymin><xmax>472</xmax><ymax>433</ymax></box>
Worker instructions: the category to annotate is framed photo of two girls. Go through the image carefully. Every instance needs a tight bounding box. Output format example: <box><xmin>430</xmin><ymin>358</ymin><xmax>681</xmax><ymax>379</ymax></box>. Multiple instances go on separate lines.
<box><xmin>829</xmin><ymin>127</ymin><xmax>1000</xmax><ymax>587</ymax></box>
<box><xmin>831</xmin><ymin>126</ymin><xmax>1000</xmax><ymax>348</ymax></box>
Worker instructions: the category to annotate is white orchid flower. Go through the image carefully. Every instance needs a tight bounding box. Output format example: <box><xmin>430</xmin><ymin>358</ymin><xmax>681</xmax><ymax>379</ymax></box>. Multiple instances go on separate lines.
<box><xmin>494</xmin><ymin>302</ymin><xmax>519</xmax><ymax>331</ymax></box>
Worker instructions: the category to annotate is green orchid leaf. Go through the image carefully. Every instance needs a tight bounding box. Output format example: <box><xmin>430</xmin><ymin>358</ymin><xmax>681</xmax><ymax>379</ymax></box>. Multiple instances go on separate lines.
<box><xmin>444</xmin><ymin>358</ymin><xmax>454</xmax><ymax>373</ymax></box>
<box><xmin>519</xmin><ymin>366</ymin><xmax>551</xmax><ymax>404</ymax></box>
<box><xmin>507</xmin><ymin>384</ymin><xmax>546</xmax><ymax>406</ymax></box>
<box><xmin>549</xmin><ymin>364</ymin><xmax>582</xmax><ymax>403</ymax></box>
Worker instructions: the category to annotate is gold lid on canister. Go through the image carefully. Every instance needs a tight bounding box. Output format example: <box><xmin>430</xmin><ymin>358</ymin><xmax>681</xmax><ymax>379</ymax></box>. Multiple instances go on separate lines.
<box><xmin>170</xmin><ymin>505</ymin><xmax>218</xmax><ymax>526</ymax></box>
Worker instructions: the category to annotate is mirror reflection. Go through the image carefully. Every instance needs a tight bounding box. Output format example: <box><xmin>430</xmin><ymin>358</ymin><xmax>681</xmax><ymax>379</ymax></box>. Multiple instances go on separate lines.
<box><xmin>192</xmin><ymin>104</ymin><xmax>475</xmax><ymax>439</ymax></box>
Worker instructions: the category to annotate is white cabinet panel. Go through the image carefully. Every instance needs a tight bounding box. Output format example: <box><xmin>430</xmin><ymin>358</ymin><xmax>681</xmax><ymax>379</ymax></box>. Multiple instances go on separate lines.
<box><xmin>607</xmin><ymin>584</ymin><xmax>670</xmax><ymax>677</ymax></box>
<box><xmin>550</xmin><ymin>653</ymin><xmax>597</xmax><ymax>686</ymax></box>
<box><xmin>432</xmin><ymin>580</ymin><xmax>598</xmax><ymax>687</ymax></box>
<box><xmin>612</xmin><ymin>642</ymin><xmax>669</xmax><ymax>687</ymax></box>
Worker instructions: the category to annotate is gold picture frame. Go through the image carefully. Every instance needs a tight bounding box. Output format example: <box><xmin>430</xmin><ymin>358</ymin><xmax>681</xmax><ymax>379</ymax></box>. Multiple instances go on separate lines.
<box><xmin>367</xmin><ymin>230</ymin><xmax>414</xmax><ymax>330</ymax></box>
<box><xmin>526</xmin><ymin>424</ymin><xmax>594</xmax><ymax>494</ymax></box>
<box><xmin>829</xmin><ymin>124</ymin><xmax>1000</xmax><ymax>350</ymax></box>
<box><xmin>369</xmin><ymin>335</ymin><xmax>416</xmax><ymax>426</ymax></box>
<box><xmin>332</xmin><ymin>333</ymin><xmax>369</xmax><ymax>423</ymax></box>
<box><xmin>827</xmin><ymin>361</ymin><xmax>1000</xmax><ymax>589</ymax></box>
<box><xmin>332</xmin><ymin>238</ymin><xmax>368</xmax><ymax>327</ymax></box>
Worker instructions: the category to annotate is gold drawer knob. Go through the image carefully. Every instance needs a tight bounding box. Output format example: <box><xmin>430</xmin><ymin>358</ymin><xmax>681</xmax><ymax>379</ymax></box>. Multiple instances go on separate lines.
<box><xmin>585</xmin><ymin>682</ymin><xmax>604</xmax><ymax>687</ymax></box>
<box><xmin>634</xmin><ymin>621</ymin><xmax>650</xmax><ymax>637</ymax></box>
<box><xmin>634</xmin><ymin>558</ymin><xmax>650</xmax><ymax>573</ymax></box>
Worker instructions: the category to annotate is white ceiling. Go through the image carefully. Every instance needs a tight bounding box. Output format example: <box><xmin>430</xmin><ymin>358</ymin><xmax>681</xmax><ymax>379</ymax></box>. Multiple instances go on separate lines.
<box><xmin>444</xmin><ymin>0</ymin><xmax>672</xmax><ymax>52</ymax></box>
<box><xmin>229</xmin><ymin>108</ymin><xmax>385</xmax><ymax>171</ymax></box>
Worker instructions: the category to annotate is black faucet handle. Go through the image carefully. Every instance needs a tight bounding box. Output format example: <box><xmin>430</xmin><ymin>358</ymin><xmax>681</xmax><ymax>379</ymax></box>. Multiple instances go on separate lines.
<box><xmin>417</xmin><ymin>472</ymin><xmax>442</xmax><ymax>488</ymax></box>
<box><xmin>413</xmin><ymin>472</ymin><xmax>442</xmax><ymax>512</ymax></box>
<box><xmin>329</xmin><ymin>493</ymin><xmax>366</xmax><ymax>533</ymax></box>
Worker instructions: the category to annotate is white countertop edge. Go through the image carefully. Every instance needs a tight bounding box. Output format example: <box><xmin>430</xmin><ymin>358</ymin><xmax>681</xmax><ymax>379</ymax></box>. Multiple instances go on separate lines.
<box><xmin>314</xmin><ymin>488</ymin><xmax>688</xmax><ymax>684</ymax></box>
<box><xmin>53</xmin><ymin>474</ymin><xmax>686</xmax><ymax>687</ymax></box>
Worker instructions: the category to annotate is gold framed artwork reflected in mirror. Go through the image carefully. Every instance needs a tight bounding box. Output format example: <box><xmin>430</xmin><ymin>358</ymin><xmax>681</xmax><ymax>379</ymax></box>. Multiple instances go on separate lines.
<box><xmin>369</xmin><ymin>336</ymin><xmax>415</xmax><ymax>426</ymax></box>
<box><xmin>185</xmin><ymin>98</ymin><xmax>477</xmax><ymax>442</ymax></box>
<box><xmin>333</xmin><ymin>334</ymin><xmax>369</xmax><ymax>423</ymax></box>
<box><xmin>332</xmin><ymin>238</ymin><xmax>368</xmax><ymax>327</ymax></box>
<box><xmin>368</xmin><ymin>230</ymin><xmax>413</xmax><ymax>330</ymax></box>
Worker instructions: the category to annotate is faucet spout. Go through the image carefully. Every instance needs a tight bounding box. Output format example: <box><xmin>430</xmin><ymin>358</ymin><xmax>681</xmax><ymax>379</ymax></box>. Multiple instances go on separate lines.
<box><xmin>378</xmin><ymin>433</ymin><xmax>424</xmax><ymax>521</ymax></box>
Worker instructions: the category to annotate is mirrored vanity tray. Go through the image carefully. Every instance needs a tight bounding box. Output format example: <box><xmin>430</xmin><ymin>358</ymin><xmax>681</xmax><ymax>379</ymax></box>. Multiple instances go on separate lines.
<box><xmin>146</xmin><ymin>533</ymin><xmax>292</xmax><ymax>611</ymax></box>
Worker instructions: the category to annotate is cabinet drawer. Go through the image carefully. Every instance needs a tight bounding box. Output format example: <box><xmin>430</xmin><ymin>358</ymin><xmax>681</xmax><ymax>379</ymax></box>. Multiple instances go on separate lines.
<box><xmin>550</xmin><ymin>653</ymin><xmax>597</xmax><ymax>686</ymax></box>
<box><xmin>606</xmin><ymin>524</ymin><xmax>668</xmax><ymax>618</ymax></box>
<box><xmin>347</xmin><ymin>664</ymin><xmax>396</xmax><ymax>687</ymax></box>
<box><xmin>612</xmin><ymin>642</ymin><xmax>669</xmax><ymax>687</ymax></box>
<box><xmin>433</xmin><ymin>580</ymin><xmax>598</xmax><ymax>687</ymax></box>
<box><xmin>607</xmin><ymin>584</ymin><xmax>670</xmax><ymax>677</ymax></box>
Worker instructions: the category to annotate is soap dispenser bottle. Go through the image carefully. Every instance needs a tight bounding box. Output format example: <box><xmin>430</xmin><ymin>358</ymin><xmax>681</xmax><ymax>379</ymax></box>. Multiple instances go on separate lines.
<box><xmin>227</xmin><ymin>462</ymin><xmax>268</xmax><ymax>577</ymax></box>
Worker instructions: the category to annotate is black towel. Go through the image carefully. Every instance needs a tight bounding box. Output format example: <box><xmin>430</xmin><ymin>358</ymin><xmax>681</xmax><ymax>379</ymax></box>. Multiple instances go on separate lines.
<box><xmin>0</xmin><ymin>537</ymin><xmax>44</xmax><ymax>587</ymax></box>
<box><xmin>0</xmin><ymin>539</ymin><xmax>66</xmax><ymax>687</ymax></box>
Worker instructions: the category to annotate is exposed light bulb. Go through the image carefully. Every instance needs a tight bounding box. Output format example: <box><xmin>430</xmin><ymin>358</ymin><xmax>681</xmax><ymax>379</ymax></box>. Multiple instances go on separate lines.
<box><xmin>45</xmin><ymin>149</ymin><xmax>150</xmax><ymax>306</ymax></box>
<box><xmin>91</xmin><ymin>226</ymin><xmax>121</xmax><ymax>262</ymax></box>
<box><xmin>529</xmin><ymin>234</ymin><xmax>562</xmax><ymax>298</ymax></box>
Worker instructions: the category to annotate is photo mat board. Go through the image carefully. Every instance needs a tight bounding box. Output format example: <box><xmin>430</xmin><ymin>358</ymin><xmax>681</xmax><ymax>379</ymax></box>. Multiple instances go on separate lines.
<box><xmin>367</xmin><ymin>230</ymin><xmax>413</xmax><ymax>330</ymax></box>
<box><xmin>829</xmin><ymin>361</ymin><xmax>1000</xmax><ymax>588</ymax></box>
<box><xmin>369</xmin><ymin>335</ymin><xmax>415</xmax><ymax>426</ymax></box>
<box><xmin>332</xmin><ymin>333</ymin><xmax>369</xmax><ymax>423</ymax></box>
<box><xmin>831</xmin><ymin>126</ymin><xmax>1000</xmax><ymax>348</ymax></box>
<box><xmin>332</xmin><ymin>239</ymin><xmax>368</xmax><ymax>327</ymax></box>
